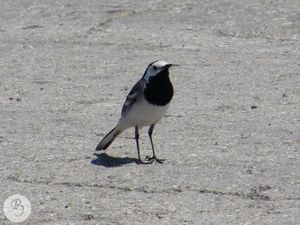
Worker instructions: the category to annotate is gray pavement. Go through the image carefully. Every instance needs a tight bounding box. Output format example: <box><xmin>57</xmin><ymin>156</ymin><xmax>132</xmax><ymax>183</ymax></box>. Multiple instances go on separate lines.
<box><xmin>0</xmin><ymin>0</ymin><xmax>299</xmax><ymax>224</ymax></box>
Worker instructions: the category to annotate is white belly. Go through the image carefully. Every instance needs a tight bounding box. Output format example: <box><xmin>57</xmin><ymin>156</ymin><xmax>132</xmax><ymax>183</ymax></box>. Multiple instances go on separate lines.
<box><xmin>119</xmin><ymin>99</ymin><xmax>169</xmax><ymax>129</ymax></box>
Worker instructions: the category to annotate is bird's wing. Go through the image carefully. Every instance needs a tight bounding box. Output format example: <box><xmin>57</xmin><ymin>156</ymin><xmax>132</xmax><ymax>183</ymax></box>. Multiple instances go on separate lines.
<box><xmin>121</xmin><ymin>79</ymin><xmax>145</xmax><ymax>116</ymax></box>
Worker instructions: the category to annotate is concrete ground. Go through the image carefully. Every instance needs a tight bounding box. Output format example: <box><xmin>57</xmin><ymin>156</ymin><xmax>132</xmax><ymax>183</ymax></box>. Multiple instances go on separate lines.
<box><xmin>0</xmin><ymin>0</ymin><xmax>299</xmax><ymax>224</ymax></box>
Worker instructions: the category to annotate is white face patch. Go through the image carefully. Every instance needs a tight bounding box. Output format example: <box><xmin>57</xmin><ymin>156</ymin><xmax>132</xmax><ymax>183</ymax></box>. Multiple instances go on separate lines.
<box><xmin>143</xmin><ymin>60</ymin><xmax>169</xmax><ymax>82</ymax></box>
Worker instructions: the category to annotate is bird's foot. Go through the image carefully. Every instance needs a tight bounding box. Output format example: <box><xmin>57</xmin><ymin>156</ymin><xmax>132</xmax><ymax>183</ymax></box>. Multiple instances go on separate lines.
<box><xmin>136</xmin><ymin>158</ymin><xmax>153</xmax><ymax>164</ymax></box>
<box><xmin>145</xmin><ymin>156</ymin><xmax>165</xmax><ymax>164</ymax></box>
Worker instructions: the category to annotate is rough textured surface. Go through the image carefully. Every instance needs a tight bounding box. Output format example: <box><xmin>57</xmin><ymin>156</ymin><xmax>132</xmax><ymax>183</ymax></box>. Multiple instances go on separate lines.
<box><xmin>0</xmin><ymin>0</ymin><xmax>299</xmax><ymax>224</ymax></box>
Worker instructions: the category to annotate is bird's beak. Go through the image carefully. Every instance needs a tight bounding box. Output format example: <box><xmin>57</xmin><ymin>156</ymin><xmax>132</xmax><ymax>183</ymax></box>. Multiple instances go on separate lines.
<box><xmin>165</xmin><ymin>63</ymin><xmax>180</xmax><ymax>69</ymax></box>
<box><xmin>164</xmin><ymin>64</ymin><xmax>173</xmax><ymax>69</ymax></box>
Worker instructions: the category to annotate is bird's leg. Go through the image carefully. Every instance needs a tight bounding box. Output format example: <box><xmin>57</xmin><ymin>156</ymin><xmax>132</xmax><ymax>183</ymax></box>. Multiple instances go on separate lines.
<box><xmin>135</xmin><ymin>126</ymin><xmax>150</xmax><ymax>164</ymax></box>
<box><xmin>146</xmin><ymin>124</ymin><xmax>166</xmax><ymax>163</ymax></box>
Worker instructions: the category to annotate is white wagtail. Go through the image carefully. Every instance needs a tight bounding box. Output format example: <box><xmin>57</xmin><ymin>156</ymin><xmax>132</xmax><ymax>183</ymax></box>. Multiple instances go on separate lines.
<box><xmin>95</xmin><ymin>60</ymin><xmax>175</xmax><ymax>164</ymax></box>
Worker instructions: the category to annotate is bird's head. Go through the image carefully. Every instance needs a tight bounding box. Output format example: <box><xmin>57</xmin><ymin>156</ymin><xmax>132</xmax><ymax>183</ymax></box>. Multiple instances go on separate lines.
<box><xmin>142</xmin><ymin>60</ymin><xmax>172</xmax><ymax>82</ymax></box>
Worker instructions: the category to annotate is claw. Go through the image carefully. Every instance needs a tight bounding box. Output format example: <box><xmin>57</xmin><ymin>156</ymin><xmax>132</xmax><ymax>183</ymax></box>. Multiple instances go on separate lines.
<box><xmin>136</xmin><ymin>158</ymin><xmax>153</xmax><ymax>164</ymax></box>
<box><xmin>145</xmin><ymin>156</ymin><xmax>165</xmax><ymax>164</ymax></box>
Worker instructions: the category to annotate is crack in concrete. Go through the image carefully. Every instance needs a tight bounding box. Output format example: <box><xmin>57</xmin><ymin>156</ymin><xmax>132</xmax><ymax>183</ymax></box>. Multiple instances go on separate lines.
<box><xmin>6</xmin><ymin>175</ymin><xmax>283</xmax><ymax>202</ymax></box>
<box><xmin>195</xmin><ymin>188</ymin><xmax>271</xmax><ymax>201</ymax></box>
<box><xmin>86</xmin><ymin>3</ymin><xmax>178</xmax><ymax>35</ymax></box>
<box><xmin>8</xmin><ymin>175</ymin><xmax>300</xmax><ymax>201</ymax></box>
<box><xmin>215</xmin><ymin>29</ymin><xmax>298</xmax><ymax>42</ymax></box>
<box><xmin>87</xmin><ymin>9</ymin><xmax>138</xmax><ymax>34</ymax></box>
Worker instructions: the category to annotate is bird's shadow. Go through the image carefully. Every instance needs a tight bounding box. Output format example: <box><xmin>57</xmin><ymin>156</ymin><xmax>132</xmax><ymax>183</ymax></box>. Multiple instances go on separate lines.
<box><xmin>91</xmin><ymin>153</ymin><xmax>137</xmax><ymax>167</ymax></box>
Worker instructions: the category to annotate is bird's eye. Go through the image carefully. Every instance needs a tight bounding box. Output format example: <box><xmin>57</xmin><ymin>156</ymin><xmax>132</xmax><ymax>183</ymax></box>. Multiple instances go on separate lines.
<box><xmin>153</xmin><ymin>66</ymin><xmax>157</xmax><ymax>70</ymax></box>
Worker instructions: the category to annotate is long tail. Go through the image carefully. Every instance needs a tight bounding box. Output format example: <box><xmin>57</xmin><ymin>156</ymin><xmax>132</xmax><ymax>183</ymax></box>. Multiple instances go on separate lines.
<box><xmin>95</xmin><ymin>125</ymin><xmax>123</xmax><ymax>151</ymax></box>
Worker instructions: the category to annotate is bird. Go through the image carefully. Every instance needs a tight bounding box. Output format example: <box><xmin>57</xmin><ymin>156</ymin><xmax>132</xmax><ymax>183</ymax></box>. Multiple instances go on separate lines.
<box><xmin>95</xmin><ymin>60</ymin><xmax>175</xmax><ymax>164</ymax></box>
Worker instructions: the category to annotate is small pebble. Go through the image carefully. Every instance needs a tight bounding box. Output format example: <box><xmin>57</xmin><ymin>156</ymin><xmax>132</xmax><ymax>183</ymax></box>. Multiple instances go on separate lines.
<box><xmin>82</xmin><ymin>214</ymin><xmax>94</xmax><ymax>220</ymax></box>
